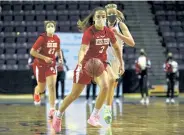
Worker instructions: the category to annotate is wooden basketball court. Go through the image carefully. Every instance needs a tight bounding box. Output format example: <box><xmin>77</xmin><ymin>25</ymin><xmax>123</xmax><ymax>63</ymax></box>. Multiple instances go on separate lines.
<box><xmin>0</xmin><ymin>95</ymin><xmax>184</xmax><ymax>135</ymax></box>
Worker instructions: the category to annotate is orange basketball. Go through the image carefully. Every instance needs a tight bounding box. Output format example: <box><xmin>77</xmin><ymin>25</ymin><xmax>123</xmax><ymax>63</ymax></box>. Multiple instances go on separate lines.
<box><xmin>84</xmin><ymin>58</ymin><xmax>105</xmax><ymax>77</ymax></box>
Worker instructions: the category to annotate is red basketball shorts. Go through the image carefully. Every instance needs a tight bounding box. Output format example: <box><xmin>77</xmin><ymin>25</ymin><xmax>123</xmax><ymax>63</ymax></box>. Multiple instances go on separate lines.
<box><xmin>32</xmin><ymin>62</ymin><xmax>57</xmax><ymax>83</ymax></box>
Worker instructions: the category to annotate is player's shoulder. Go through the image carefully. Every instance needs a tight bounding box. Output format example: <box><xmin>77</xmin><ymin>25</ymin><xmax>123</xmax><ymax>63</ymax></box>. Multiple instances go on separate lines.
<box><xmin>84</xmin><ymin>26</ymin><xmax>93</xmax><ymax>33</ymax></box>
<box><xmin>53</xmin><ymin>34</ymin><xmax>60</xmax><ymax>41</ymax></box>
<box><xmin>104</xmin><ymin>26</ymin><xmax>113</xmax><ymax>34</ymax></box>
<box><xmin>36</xmin><ymin>33</ymin><xmax>46</xmax><ymax>41</ymax></box>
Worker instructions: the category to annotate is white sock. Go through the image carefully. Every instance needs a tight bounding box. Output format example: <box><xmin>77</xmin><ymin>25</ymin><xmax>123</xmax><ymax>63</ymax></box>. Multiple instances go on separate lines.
<box><xmin>56</xmin><ymin>110</ymin><xmax>64</xmax><ymax>118</ymax></box>
<box><xmin>106</xmin><ymin>105</ymin><xmax>112</xmax><ymax>111</ymax></box>
<box><xmin>91</xmin><ymin>108</ymin><xmax>100</xmax><ymax>116</ymax></box>
<box><xmin>50</xmin><ymin>107</ymin><xmax>55</xmax><ymax>111</ymax></box>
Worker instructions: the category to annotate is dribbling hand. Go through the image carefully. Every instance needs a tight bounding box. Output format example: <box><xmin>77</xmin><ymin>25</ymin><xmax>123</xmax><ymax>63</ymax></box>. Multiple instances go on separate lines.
<box><xmin>44</xmin><ymin>57</ymin><xmax>53</xmax><ymax>64</ymax></box>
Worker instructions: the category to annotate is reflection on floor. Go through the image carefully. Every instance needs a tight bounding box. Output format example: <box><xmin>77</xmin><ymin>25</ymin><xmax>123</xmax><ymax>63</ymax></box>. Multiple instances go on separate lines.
<box><xmin>0</xmin><ymin>96</ymin><xmax>184</xmax><ymax>135</ymax></box>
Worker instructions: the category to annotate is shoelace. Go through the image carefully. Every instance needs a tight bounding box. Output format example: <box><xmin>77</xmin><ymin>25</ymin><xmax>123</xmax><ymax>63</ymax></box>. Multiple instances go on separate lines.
<box><xmin>94</xmin><ymin>115</ymin><xmax>100</xmax><ymax>122</ymax></box>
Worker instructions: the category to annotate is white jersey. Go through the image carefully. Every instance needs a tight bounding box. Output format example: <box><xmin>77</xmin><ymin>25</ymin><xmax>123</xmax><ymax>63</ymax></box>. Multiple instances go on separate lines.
<box><xmin>107</xmin><ymin>21</ymin><xmax>124</xmax><ymax>62</ymax></box>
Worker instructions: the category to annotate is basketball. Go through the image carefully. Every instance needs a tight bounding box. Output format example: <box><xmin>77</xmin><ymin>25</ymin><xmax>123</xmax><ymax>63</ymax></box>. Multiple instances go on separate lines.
<box><xmin>84</xmin><ymin>58</ymin><xmax>105</xmax><ymax>77</ymax></box>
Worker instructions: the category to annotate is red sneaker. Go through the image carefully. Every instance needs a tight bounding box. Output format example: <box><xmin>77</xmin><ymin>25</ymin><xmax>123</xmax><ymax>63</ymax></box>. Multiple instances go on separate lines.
<box><xmin>34</xmin><ymin>94</ymin><xmax>41</xmax><ymax>105</ymax></box>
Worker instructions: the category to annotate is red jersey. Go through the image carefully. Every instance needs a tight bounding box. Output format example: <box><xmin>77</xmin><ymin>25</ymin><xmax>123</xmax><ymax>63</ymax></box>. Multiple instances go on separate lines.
<box><xmin>32</xmin><ymin>33</ymin><xmax>60</xmax><ymax>66</ymax></box>
<box><xmin>82</xmin><ymin>25</ymin><xmax>116</xmax><ymax>63</ymax></box>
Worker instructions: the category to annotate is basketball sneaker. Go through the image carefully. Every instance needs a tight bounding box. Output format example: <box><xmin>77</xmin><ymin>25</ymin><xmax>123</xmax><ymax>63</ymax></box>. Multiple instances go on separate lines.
<box><xmin>34</xmin><ymin>93</ymin><xmax>41</xmax><ymax>105</ymax></box>
<box><xmin>116</xmin><ymin>98</ymin><xmax>120</xmax><ymax>104</ymax></box>
<box><xmin>145</xmin><ymin>98</ymin><xmax>149</xmax><ymax>105</ymax></box>
<box><xmin>52</xmin><ymin>112</ymin><xmax>62</xmax><ymax>133</ymax></box>
<box><xmin>166</xmin><ymin>98</ymin><xmax>170</xmax><ymax>103</ymax></box>
<box><xmin>87</xmin><ymin>114</ymin><xmax>102</xmax><ymax>127</ymax></box>
<box><xmin>171</xmin><ymin>98</ymin><xmax>175</xmax><ymax>104</ymax></box>
<box><xmin>140</xmin><ymin>98</ymin><xmax>145</xmax><ymax>104</ymax></box>
<box><xmin>103</xmin><ymin>105</ymin><xmax>112</xmax><ymax>124</ymax></box>
<box><xmin>48</xmin><ymin>109</ymin><xmax>55</xmax><ymax>120</ymax></box>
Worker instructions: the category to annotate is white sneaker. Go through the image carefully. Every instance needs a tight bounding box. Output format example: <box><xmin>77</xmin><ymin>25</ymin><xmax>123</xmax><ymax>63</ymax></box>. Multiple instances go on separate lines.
<box><xmin>171</xmin><ymin>99</ymin><xmax>175</xmax><ymax>104</ymax></box>
<box><xmin>140</xmin><ymin>98</ymin><xmax>145</xmax><ymax>104</ymax></box>
<box><xmin>55</xmin><ymin>99</ymin><xmax>59</xmax><ymax>104</ymax></box>
<box><xmin>166</xmin><ymin>98</ymin><xmax>170</xmax><ymax>103</ymax></box>
<box><xmin>92</xmin><ymin>100</ymin><xmax>95</xmax><ymax>104</ymax></box>
<box><xmin>145</xmin><ymin>98</ymin><xmax>149</xmax><ymax>105</ymax></box>
<box><xmin>116</xmin><ymin>98</ymin><xmax>120</xmax><ymax>104</ymax></box>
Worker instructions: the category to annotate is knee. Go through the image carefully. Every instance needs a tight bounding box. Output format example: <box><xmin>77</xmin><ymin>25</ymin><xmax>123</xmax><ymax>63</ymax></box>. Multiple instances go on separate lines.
<box><xmin>36</xmin><ymin>85</ymin><xmax>46</xmax><ymax>92</ymax></box>
<box><xmin>101</xmin><ymin>84</ymin><xmax>109</xmax><ymax>92</ymax></box>
<box><xmin>109</xmin><ymin>77</ymin><xmax>116</xmax><ymax>84</ymax></box>
<box><xmin>70</xmin><ymin>93</ymin><xmax>79</xmax><ymax>101</ymax></box>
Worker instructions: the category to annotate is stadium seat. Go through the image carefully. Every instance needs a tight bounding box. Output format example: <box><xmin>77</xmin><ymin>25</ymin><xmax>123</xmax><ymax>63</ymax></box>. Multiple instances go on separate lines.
<box><xmin>4</xmin><ymin>36</ymin><xmax>15</xmax><ymax>43</ymax></box>
<box><xmin>45</xmin><ymin>3</ymin><xmax>55</xmax><ymax>11</ymax></box>
<box><xmin>2</xmin><ymin>3</ymin><xmax>12</xmax><ymax>11</ymax></box>
<box><xmin>23</xmin><ymin>2</ymin><xmax>33</xmax><ymax>11</ymax></box>
<box><xmin>12</xmin><ymin>3</ymin><xmax>22</xmax><ymax>11</ymax></box>
<box><xmin>6</xmin><ymin>64</ymin><xmax>18</xmax><ymax>70</ymax></box>
<box><xmin>46</xmin><ymin>11</ymin><xmax>57</xmax><ymax>21</ymax></box>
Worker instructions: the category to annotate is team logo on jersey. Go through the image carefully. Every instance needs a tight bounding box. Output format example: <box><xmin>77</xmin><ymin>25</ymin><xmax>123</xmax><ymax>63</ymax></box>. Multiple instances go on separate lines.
<box><xmin>96</xmin><ymin>38</ymin><xmax>110</xmax><ymax>46</ymax></box>
<box><xmin>47</xmin><ymin>42</ymin><xmax>57</xmax><ymax>48</ymax></box>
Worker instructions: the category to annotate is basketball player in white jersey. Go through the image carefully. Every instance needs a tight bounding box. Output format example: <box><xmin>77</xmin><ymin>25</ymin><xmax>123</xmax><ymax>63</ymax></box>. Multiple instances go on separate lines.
<box><xmin>103</xmin><ymin>4</ymin><xmax>135</xmax><ymax>124</ymax></box>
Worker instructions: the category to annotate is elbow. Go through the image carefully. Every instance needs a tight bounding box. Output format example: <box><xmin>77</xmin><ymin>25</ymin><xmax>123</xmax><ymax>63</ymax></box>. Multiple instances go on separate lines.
<box><xmin>30</xmin><ymin>49</ymin><xmax>34</xmax><ymax>56</ymax></box>
<box><xmin>130</xmin><ymin>40</ymin><xmax>135</xmax><ymax>47</ymax></box>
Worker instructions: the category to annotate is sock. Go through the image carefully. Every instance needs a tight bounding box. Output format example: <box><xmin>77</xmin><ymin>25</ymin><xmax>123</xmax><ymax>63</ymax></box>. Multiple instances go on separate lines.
<box><xmin>50</xmin><ymin>107</ymin><xmax>55</xmax><ymax>111</ymax></box>
<box><xmin>56</xmin><ymin>110</ymin><xmax>64</xmax><ymax>118</ymax></box>
<box><xmin>106</xmin><ymin>105</ymin><xmax>112</xmax><ymax>111</ymax></box>
<box><xmin>91</xmin><ymin>108</ymin><xmax>100</xmax><ymax>116</ymax></box>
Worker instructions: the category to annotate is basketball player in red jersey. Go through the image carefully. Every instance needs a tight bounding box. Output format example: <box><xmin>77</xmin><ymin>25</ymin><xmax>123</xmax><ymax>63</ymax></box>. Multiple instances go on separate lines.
<box><xmin>30</xmin><ymin>21</ymin><xmax>63</xmax><ymax>119</ymax></box>
<box><xmin>52</xmin><ymin>7</ymin><xmax>123</xmax><ymax>132</ymax></box>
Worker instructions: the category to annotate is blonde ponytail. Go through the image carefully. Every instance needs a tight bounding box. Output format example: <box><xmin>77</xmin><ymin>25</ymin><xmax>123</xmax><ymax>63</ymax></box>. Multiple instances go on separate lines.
<box><xmin>117</xmin><ymin>10</ymin><xmax>125</xmax><ymax>22</ymax></box>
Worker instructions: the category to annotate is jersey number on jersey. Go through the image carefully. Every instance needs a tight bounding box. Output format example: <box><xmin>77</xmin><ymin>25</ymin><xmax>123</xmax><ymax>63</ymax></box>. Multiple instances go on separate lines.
<box><xmin>99</xmin><ymin>46</ymin><xmax>105</xmax><ymax>53</ymax></box>
<box><xmin>48</xmin><ymin>48</ymin><xmax>55</xmax><ymax>54</ymax></box>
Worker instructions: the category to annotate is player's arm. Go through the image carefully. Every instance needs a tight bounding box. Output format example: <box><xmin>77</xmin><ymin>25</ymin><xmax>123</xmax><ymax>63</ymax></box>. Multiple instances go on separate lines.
<box><xmin>78</xmin><ymin>29</ymin><xmax>91</xmax><ymax>66</ymax></box>
<box><xmin>114</xmin><ymin>22</ymin><xmax>135</xmax><ymax>47</ymax></box>
<box><xmin>56</xmin><ymin>49</ymin><xmax>64</xmax><ymax>64</ymax></box>
<box><xmin>30</xmin><ymin>36</ymin><xmax>52</xmax><ymax>63</ymax></box>
<box><xmin>78</xmin><ymin>44</ymin><xmax>88</xmax><ymax>65</ymax></box>
<box><xmin>56</xmin><ymin>38</ymin><xmax>64</xmax><ymax>64</ymax></box>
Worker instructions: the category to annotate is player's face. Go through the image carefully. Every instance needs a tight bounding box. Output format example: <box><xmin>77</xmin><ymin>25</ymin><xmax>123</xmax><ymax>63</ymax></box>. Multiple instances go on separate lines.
<box><xmin>107</xmin><ymin>8</ymin><xmax>117</xmax><ymax>23</ymax></box>
<box><xmin>46</xmin><ymin>23</ymin><xmax>56</xmax><ymax>35</ymax></box>
<box><xmin>93</xmin><ymin>10</ymin><xmax>107</xmax><ymax>29</ymax></box>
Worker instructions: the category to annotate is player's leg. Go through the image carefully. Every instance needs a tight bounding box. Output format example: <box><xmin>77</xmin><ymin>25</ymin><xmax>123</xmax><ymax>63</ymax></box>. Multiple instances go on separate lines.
<box><xmin>52</xmin><ymin>65</ymin><xmax>89</xmax><ymax>132</ymax></box>
<box><xmin>166</xmin><ymin>77</ymin><xmax>171</xmax><ymax>103</ymax></box>
<box><xmin>170</xmin><ymin>76</ymin><xmax>175</xmax><ymax>103</ymax></box>
<box><xmin>56</xmin><ymin>72</ymin><xmax>60</xmax><ymax>100</ymax></box>
<box><xmin>144</xmin><ymin>75</ymin><xmax>149</xmax><ymax>105</ymax></box>
<box><xmin>92</xmin><ymin>82</ymin><xmax>97</xmax><ymax>103</ymax></box>
<box><xmin>139</xmin><ymin>74</ymin><xmax>145</xmax><ymax>104</ymax></box>
<box><xmin>46</xmin><ymin>74</ymin><xmax>57</xmax><ymax>119</ymax></box>
<box><xmin>32</xmin><ymin>63</ymin><xmax>46</xmax><ymax>105</ymax></box>
<box><xmin>103</xmin><ymin>65</ymin><xmax>116</xmax><ymax>124</ymax></box>
<box><xmin>88</xmin><ymin>70</ymin><xmax>109</xmax><ymax>127</ymax></box>
<box><xmin>52</xmin><ymin>83</ymin><xmax>85</xmax><ymax>132</ymax></box>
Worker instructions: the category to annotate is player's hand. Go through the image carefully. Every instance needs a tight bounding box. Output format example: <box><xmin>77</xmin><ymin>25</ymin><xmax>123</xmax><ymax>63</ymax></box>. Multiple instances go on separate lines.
<box><xmin>58</xmin><ymin>59</ymin><xmax>63</xmax><ymax>66</ymax></box>
<box><xmin>119</xmin><ymin>64</ymin><xmax>125</xmax><ymax>75</ymax></box>
<box><xmin>44</xmin><ymin>57</ymin><xmax>53</xmax><ymax>64</ymax></box>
